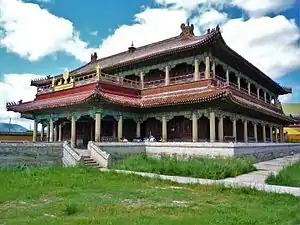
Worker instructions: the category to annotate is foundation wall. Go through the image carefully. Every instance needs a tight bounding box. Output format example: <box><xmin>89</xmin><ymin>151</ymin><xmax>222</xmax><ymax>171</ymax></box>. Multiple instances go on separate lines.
<box><xmin>0</xmin><ymin>142</ymin><xmax>63</xmax><ymax>167</ymax></box>
<box><xmin>96</xmin><ymin>142</ymin><xmax>300</xmax><ymax>162</ymax></box>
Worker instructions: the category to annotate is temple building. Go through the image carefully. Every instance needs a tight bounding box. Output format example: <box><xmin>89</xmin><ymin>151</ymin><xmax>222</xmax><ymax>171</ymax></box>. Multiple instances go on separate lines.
<box><xmin>6</xmin><ymin>23</ymin><xmax>294</xmax><ymax>148</ymax></box>
<box><xmin>282</xmin><ymin>103</ymin><xmax>300</xmax><ymax>142</ymax></box>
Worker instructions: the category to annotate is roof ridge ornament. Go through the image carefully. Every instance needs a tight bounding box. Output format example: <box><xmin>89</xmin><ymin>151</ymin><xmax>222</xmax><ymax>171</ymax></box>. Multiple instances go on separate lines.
<box><xmin>180</xmin><ymin>22</ymin><xmax>194</xmax><ymax>36</ymax></box>
<box><xmin>207</xmin><ymin>24</ymin><xmax>221</xmax><ymax>34</ymax></box>
<box><xmin>128</xmin><ymin>41</ymin><xmax>136</xmax><ymax>53</ymax></box>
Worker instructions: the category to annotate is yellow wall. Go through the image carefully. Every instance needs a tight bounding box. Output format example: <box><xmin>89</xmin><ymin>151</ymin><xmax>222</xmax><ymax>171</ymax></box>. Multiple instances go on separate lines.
<box><xmin>0</xmin><ymin>133</ymin><xmax>33</xmax><ymax>142</ymax></box>
<box><xmin>284</xmin><ymin>127</ymin><xmax>300</xmax><ymax>143</ymax></box>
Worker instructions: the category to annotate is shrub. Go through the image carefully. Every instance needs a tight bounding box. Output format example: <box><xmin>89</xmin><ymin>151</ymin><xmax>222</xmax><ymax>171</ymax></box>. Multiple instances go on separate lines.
<box><xmin>64</xmin><ymin>201</ymin><xmax>79</xmax><ymax>215</ymax></box>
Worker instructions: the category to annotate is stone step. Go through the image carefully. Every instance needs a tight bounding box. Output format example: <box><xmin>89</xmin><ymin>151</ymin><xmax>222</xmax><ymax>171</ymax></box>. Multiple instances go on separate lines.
<box><xmin>82</xmin><ymin>156</ymin><xmax>102</xmax><ymax>168</ymax></box>
<box><xmin>83</xmin><ymin>158</ymin><xmax>95</xmax><ymax>162</ymax></box>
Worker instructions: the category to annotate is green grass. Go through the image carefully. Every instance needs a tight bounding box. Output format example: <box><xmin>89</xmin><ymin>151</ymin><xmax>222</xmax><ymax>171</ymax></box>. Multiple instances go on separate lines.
<box><xmin>110</xmin><ymin>154</ymin><xmax>256</xmax><ymax>179</ymax></box>
<box><xmin>0</xmin><ymin>166</ymin><xmax>300</xmax><ymax>225</ymax></box>
<box><xmin>266</xmin><ymin>160</ymin><xmax>300</xmax><ymax>187</ymax></box>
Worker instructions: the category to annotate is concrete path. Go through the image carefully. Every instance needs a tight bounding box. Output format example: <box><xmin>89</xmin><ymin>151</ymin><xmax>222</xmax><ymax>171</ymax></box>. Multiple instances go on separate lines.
<box><xmin>224</xmin><ymin>153</ymin><xmax>300</xmax><ymax>184</ymax></box>
<box><xmin>101</xmin><ymin>154</ymin><xmax>300</xmax><ymax>197</ymax></box>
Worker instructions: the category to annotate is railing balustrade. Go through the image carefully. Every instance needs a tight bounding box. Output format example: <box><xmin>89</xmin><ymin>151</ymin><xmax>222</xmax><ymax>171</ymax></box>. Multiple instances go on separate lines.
<box><xmin>169</xmin><ymin>73</ymin><xmax>194</xmax><ymax>84</ymax></box>
<box><xmin>144</xmin><ymin>78</ymin><xmax>165</xmax><ymax>89</ymax></box>
<box><xmin>34</xmin><ymin>70</ymin><xmax>281</xmax><ymax>112</ymax></box>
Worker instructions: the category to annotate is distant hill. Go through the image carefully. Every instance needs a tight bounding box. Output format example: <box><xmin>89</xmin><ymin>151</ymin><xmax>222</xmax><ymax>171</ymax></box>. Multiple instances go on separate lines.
<box><xmin>0</xmin><ymin>123</ymin><xmax>28</xmax><ymax>132</ymax></box>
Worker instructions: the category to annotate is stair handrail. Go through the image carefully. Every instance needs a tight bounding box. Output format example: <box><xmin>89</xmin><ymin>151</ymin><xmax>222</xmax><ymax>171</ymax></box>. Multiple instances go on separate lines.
<box><xmin>88</xmin><ymin>141</ymin><xmax>111</xmax><ymax>168</ymax></box>
<box><xmin>63</xmin><ymin>141</ymin><xmax>82</xmax><ymax>166</ymax></box>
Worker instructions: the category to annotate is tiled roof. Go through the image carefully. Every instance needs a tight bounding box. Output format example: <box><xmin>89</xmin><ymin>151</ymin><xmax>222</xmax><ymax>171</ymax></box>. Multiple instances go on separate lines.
<box><xmin>7</xmin><ymin>90</ymin><xmax>94</xmax><ymax>112</ymax></box>
<box><xmin>71</xmin><ymin>34</ymin><xmax>211</xmax><ymax>76</ymax></box>
<box><xmin>31</xmin><ymin>31</ymin><xmax>219</xmax><ymax>86</ymax></box>
<box><xmin>7</xmin><ymin>85</ymin><xmax>225</xmax><ymax>112</ymax></box>
<box><xmin>6</xmin><ymin>81</ymin><xmax>292</xmax><ymax>123</ymax></box>
<box><xmin>229</xmin><ymin>94</ymin><xmax>293</xmax><ymax>122</ymax></box>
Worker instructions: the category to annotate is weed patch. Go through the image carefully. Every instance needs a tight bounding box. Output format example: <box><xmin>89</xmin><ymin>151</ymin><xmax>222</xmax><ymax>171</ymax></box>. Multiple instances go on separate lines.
<box><xmin>110</xmin><ymin>154</ymin><xmax>256</xmax><ymax>179</ymax></box>
<box><xmin>266</xmin><ymin>160</ymin><xmax>300</xmax><ymax>187</ymax></box>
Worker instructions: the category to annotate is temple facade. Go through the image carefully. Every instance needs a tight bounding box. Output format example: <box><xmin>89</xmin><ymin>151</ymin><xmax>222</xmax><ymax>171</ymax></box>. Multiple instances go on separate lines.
<box><xmin>6</xmin><ymin>24</ymin><xmax>294</xmax><ymax>148</ymax></box>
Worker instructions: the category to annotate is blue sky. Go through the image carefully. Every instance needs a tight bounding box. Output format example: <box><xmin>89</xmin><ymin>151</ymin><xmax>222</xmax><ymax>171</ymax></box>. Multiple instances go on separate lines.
<box><xmin>0</xmin><ymin>0</ymin><xmax>299</xmax><ymax>129</ymax></box>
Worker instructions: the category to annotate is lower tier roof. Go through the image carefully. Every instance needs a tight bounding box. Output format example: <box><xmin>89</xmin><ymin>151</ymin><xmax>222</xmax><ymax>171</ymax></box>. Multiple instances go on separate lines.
<box><xmin>6</xmin><ymin>82</ymin><xmax>293</xmax><ymax>123</ymax></box>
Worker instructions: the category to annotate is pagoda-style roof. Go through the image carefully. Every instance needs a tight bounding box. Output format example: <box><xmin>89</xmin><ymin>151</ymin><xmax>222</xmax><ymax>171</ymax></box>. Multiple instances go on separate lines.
<box><xmin>31</xmin><ymin>23</ymin><xmax>290</xmax><ymax>95</ymax></box>
<box><xmin>7</xmin><ymin>79</ymin><xmax>293</xmax><ymax>124</ymax></box>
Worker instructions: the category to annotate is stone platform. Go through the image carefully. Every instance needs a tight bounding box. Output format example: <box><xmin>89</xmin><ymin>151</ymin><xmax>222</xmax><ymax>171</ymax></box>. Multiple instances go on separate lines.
<box><xmin>96</xmin><ymin>142</ymin><xmax>300</xmax><ymax>162</ymax></box>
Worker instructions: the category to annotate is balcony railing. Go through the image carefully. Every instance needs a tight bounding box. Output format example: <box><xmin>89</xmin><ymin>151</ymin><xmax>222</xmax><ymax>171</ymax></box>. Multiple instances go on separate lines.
<box><xmin>214</xmin><ymin>75</ymin><xmax>280</xmax><ymax>112</ymax></box>
<box><xmin>144</xmin><ymin>78</ymin><xmax>165</xmax><ymax>89</ymax></box>
<box><xmin>169</xmin><ymin>73</ymin><xmax>194</xmax><ymax>85</ymax></box>
<box><xmin>35</xmin><ymin>71</ymin><xmax>281</xmax><ymax>112</ymax></box>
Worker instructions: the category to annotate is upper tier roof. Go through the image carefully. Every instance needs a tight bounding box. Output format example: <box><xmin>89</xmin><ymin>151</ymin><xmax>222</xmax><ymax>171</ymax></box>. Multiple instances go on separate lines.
<box><xmin>31</xmin><ymin>23</ymin><xmax>291</xmax><ymax>95</ymax></box>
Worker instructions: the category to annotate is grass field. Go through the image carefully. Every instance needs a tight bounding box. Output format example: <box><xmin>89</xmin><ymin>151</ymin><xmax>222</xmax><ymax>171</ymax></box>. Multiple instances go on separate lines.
<box><xmin>110</xmin><ymin>154</ymin><xmax>256</xmax><ymax>179</ymax></box>
<box><xmin>1</xmin><ymin>166</ymin><xmax>299</xmax><ymax>225</ymax></box>
<box><xmin>266</xmin><ymin>160</ymin><xmax>300</xmax><ymax>187</ymax></box>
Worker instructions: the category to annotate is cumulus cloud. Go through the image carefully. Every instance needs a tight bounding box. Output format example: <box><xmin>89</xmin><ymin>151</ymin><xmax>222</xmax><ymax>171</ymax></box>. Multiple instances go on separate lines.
<box><xmin>96</xmin><ymin>7</ymin><xmax>188</xmax><ymax>58</ymax></box>
<box><xmin>0</xmin><ymin>0</ymin><xmax>89</xmax><ymax>62</ymax></box>
<box><xmin>221</xmin><ymin>16</ymin><xmax>300</xmax><ymax>78</ymax></box>
<box><xmin>0</xmin><ymin>74</ymin><xmax>42</xmax><ymax>128</ymax></box>
<box><xmin>231</xmin><ymin>0</ymin><xmax>296</xmax><ymax>17</ymax></box>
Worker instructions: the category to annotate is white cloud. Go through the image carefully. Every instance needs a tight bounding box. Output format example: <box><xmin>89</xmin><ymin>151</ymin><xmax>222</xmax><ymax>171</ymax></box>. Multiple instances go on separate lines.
<box><xmin>231</xmin><ymin>0</ymin><xmax>296</xmax><ymax>17</ymax></box>
<box><xmin>0</xmin><ymin>74</ymin><xmax>43</xmax><ymax>129</ymax></box>
<box><xmin>0</xmin><ymin>0</ymin><xmax>89</xmax><ymax>62</ymax></box>
<box><xmin>96</xmin><ymin>7</ymin><xmax>188</xmax><ymax>58</ymax></box>
<box><xmin>192</xmin><ymin>8</ymin><xmax>228</xmax><ymax>31</ymax></box>
<box><xmin>221</xmin><ymin>16</ymin><xmax>300</xmax><ymax>78</ymax></box>
<box><xmin>279</xmin><ymin>93</ymin><xmax>292</xmax><ymax>103</ymax></box>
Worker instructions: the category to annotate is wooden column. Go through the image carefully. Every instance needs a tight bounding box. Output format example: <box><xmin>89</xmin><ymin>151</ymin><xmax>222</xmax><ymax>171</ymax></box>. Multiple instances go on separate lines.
<box><xmin>136</xmin><ymin>121</ymin><xmax>141</xmax><ymax>138</ymax></box>
<box><xmin>162</xmin><ymin>116</ymin><xmax>167</xmax><ymax>142</ymax></box>
<box><xmin>237</xmin><ymin>76</ymin><xmax>241</xmax><ymax>89</ymax></box>
<box><xmin>58</xmin><ymin>123</ymin><xmax>62</xmax><ymax>142</ymax></box>
<box><xmin>40</xmin><ymin>124</ymin><xmax>44</xmax><ymax>141</ymax></box>
<box><xmin>257</xmin><ymin>88</ymin><xmax>260</xmax><ymax>100</ymax></box>
<box><xmin>95</xmin><ymin>113</ymin><xmax>101</xmax><ymax>142</ymax></box>
<box><xmin>247</xmin><ymin>82</ymin><xmax>251</xmax><ymax>95</ymax></box>
<box><xmin>254</xmin><ymin>123</ymin><xmax>258</xmax><ymax>143</ymax></box>
<box><xmin>243</xmin><ymin>120</ymin><xmax>248</xmax><ymax>142</ymax></box>
<box><xmin>194</xmin><ymin>59</ymin><xmax>199</xmax><ymax>81</ymax></box>
<box><xmin>118</xmin><ymin>115</ymin><xmax>123</xmax><ymax>141</ymax></box>
<box><xmin>226</xmin><ymin>67</ymin><xmax>229</xmax><ymax>84</ymax></box>
<box><xmin>205</xmin><ymin>55</ymin><xmax>210</xmax><ymax>79</ymax></box>
<box><xmin>165</xmin><ymin>66</ymin><xmax>170</xmax><ymax>86</ymax></box>
<box><xmin>49</xmin><ymin>117</ymin><xmax>54</xmax><ymax>143</ymax></box>
<box><xmin>275</xmin><ymin>127</ymin><xmax>278</xmax><ymax>143</ymax></box>
<box><xmin>192</xmin><ymin>112</ymin><xmax>198</xmax><ymax>142</ymax></box>
<box><xmin>218</xmin><ymin>116</ymin><xmax>224</xmax><ymax>142</ymax></box>
<box><xmin>270</xmin><ymin>126</ymin><xmax>273</xmax><ymax>143</ymax></box>
<box><xmin>33</xmin><ymin>120</ymin><xmax>37</xmax><ymax>142</ymax></box>
<box><xmin>210</xmin><ymin>112</ymin><xmax>215</xmax><ymax>142</ymax></box>
<box><xmin>71</xmin><ymin>115</ymin><xmax>76</xmax><ymax>148</ymax></box>
<box><xmin>264</xmin><ymin>92</ymin><xmax>267</xmax><ymax>103</ymax></box>
<box><xmin>262</xmin><ymin>125</ymin><xmax>266</xmax><ymax>143</ymax></box>
<box><xmin>232</xmin><ymin>119</ymin><xmax>237</xmax><ymax>142</ymax></box>
<box><xmin>140</xmin><ymin>71</ymin><xmax>144</xmax><ymax>89</ymax></box>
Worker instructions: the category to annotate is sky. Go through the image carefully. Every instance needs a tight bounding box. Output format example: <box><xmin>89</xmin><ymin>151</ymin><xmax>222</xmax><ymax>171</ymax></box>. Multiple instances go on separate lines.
<box><xmin>0</xmin><ymin>0</ymin><xmax>299</xmax><ymax>129</ymax></box>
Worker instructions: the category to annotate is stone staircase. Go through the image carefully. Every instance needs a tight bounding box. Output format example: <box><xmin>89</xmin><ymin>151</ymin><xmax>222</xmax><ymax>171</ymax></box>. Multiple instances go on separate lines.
<box><xmin>82</xmin><ymin>155</ymin><xmax>102</xmax><ymax>168</ymax></box>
